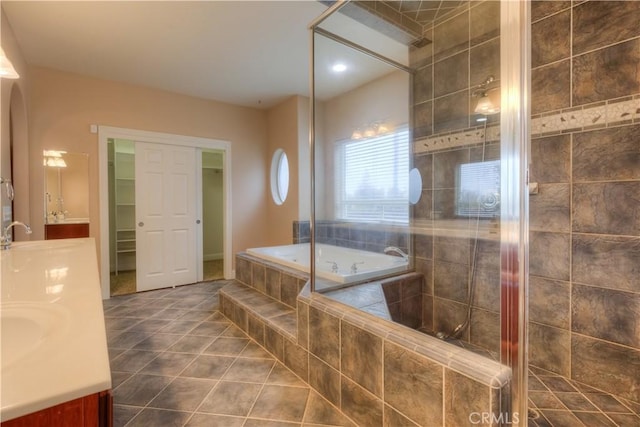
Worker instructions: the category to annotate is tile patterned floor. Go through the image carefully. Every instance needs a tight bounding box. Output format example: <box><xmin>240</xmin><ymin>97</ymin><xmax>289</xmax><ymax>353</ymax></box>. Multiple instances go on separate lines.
<box><xmin>109</xmin><ymin>260</ymin><xmax>224</xmax><ymax>297</ymax></box>
<box><xmin>103</xmin><ymin>281</ymin><xmax>355</xmax><ymax>427</ymax></box>
<box><xmin>527</xmin><ymin>367</ymin><xmax>640</xmax><ymax>427</ymax></box>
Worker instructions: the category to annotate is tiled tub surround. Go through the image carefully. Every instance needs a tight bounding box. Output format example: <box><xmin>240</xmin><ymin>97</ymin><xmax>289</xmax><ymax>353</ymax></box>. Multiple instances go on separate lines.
<box><xmin>220</xmin><ymin>253</ymin><xmax>511</xmax><ymax>427</ymax></box>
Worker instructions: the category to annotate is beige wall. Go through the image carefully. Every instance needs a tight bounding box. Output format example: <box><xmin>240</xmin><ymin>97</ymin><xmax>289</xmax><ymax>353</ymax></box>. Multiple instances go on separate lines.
<box><xmin>1</xmin><ymin>9</ymin><xmax>30</xmax><ymax>239</ymax></box>
<box><xmin>25</xmin><ymin>66</ymin><xmax>271</xmax><ymax>269</ymax></box>
<box><xmin>266</xmin><ymin>95</ymin><xmax>311</xmax><ymax>245</ymax></box>
<box><xmin>319</xmin><ymin>70</ymin><xmax>410</xmax><ymax>219</ymax></box>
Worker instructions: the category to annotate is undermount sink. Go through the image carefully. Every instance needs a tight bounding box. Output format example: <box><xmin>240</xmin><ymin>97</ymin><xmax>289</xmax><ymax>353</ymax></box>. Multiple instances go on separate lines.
<box><xmin>1</xmin><ymin>303</ymin><xmax>70</xmax><ymax>371</ymax></box>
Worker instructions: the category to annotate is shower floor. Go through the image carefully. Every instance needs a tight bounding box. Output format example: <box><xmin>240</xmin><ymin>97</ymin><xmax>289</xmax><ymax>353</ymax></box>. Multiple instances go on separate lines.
<box><xmin>418</xmin><ymin>330</ymin><xmax>640</xmax><ymax>426</ymax></box>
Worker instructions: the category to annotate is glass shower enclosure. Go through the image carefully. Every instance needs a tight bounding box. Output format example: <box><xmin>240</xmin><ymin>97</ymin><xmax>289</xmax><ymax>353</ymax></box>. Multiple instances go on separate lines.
<box><xmin>309</xmin><ymin>1</ymin><xmax>529</xmax><ymax>425</ymax></box>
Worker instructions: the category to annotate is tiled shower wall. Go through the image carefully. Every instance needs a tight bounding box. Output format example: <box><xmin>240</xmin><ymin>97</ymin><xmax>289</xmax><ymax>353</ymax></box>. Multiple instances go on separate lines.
<box><xmin>528</xmin><ymin>0</ymin><xmax>640</xmax><ymax>404</ymax></box>
<box><xmin>410</xmin><ymin>0</ymin><xmax>503</xmax><ymax>357</ymax></box>
<box><xmin>411</xmin><ymin>0</ymin><xmax>640</xmax><ymax>404</ymax></box>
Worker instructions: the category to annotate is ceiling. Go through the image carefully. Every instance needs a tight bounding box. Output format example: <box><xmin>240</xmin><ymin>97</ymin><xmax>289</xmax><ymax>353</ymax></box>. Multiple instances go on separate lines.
<box><xmin>2</xmin><ymin>1</ymin><xmax>410</xmax><ymax>109</ymax></box>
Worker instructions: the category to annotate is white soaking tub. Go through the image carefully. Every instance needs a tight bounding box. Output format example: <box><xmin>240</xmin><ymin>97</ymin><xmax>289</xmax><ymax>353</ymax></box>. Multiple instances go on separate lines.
<box><xmin>246</xmin><ymin>243</ymin><xmax>408</xmax><ymax>284</ymax></box>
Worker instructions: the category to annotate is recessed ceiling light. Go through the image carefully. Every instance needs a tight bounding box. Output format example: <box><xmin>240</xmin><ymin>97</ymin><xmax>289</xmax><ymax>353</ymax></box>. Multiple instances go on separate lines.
<box><xmin>332</xmin><ymin>63</ymin><xmax>347</xmax><ymax>73</ymax></box>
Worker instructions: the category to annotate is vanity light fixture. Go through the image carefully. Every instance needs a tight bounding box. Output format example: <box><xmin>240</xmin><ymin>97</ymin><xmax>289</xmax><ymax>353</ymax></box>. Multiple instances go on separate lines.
<box><xmin>472</xmin><ymin>75</ymin><xmax>500</xmax><ymax>115</ymax></box>
<box><xmin>0</xmin><ymin>47</ymin><xmax>19</xmax><ymax>79</ymax></box>
<box><xmin>350</xmin><ymin>121</ymin><xmax>393</xmax><ymax>140</ymax></box>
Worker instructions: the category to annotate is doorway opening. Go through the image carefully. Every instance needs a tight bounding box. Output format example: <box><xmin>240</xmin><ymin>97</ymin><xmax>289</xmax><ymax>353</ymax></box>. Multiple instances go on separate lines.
<box><xmin>99</xmin><ymin>127</ymin><xmax>232</xmax><ymax>300</ymax></box>
<box><xmin>201</xmin><ymin>150</ymin><xmax>225</xmax><ymax>282</ymax></box>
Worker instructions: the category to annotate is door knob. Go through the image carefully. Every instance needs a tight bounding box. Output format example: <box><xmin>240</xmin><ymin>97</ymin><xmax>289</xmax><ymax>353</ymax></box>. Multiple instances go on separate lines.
<box><xmin>196</xmin><ymin>219</ymin><xmax>201</xmax><ymax>224</ymax></box>
<box><xmin>138</xmin><ymin>222</ymin><xmax>144</xmax><ymax>227</ymax></box>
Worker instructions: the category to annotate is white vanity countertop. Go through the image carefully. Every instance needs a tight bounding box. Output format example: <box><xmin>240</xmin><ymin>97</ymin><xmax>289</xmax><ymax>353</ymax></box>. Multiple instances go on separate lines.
<box><xmin>0</xmin><ymin>238</ymin><xmax>111</xmax><ymax>422</ymax></box>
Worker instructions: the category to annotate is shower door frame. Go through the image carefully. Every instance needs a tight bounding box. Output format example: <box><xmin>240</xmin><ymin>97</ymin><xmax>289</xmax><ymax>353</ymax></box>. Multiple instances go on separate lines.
<box><xmin>308</xmin><ymin>0</ymin><xmax>531</xmax><ymax>425</ymax></box>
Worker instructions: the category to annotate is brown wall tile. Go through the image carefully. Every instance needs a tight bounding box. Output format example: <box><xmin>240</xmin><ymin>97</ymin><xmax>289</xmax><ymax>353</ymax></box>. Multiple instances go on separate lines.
<box><xmin>434</xmin><ymin>11</ymin><xmax>469</xmax><ymax>61</ymax></box>
<box><xmin>384</xmin><ymin>341</ymin><xmax>444</xmax><ymax>426</ymax></box>
<box><xmin>529</xmin><ymin>276</ymin><xmax>571</xmax><ymax>330</ymax></box>
<box><xmin>309</xmin><ymin>354</ymin><xmax>341</xmax><ymax>407</ymax></box>
<box><xmin>469</xmin><ymin>309</ymin><xmax>500</xmax><ymax>356</ymax></box>
<box><xmin>434</xmin><ymin>261</ymin><xmax>469</xmax><ymax>303</ymax></box>
<box><xmin>252</xmin><ymin>263</ymin><xmax>266</xmax><ymax>294</ymax></box>
<box><xmin>530</xmin><ymin>183</ymin><xmax>571</xmax><ymax>232</ymax></box>
<box><xmin>433</xmin><ymin>148</ymin><xmax>470</xmax><ymax>189</ymax></box>
<box><xmin>412</xmin><ymin>189</ymin><xmax>433</xmax><ymax>220</ymax></box>
<box><xmin>572</xmin><ymin>334</ymin><xmax>640</xmax><ymax>403</ymax></box>
<box><xmin>341</xmin><ymin>376</ymin><xmax>383</xmax><ymax>427</ymax></box>
<box><xmin>573</xmin><ymin>39</ymin><xmax>640</xmax><ymax>105</ymax></box>
<box><xmin>434</xmin><ymin>298</ymin><xmax>467</xmax><ymax>340</ymax></box>
<box><xmin>248</xmin><ymin>314</ymin><xmax>265</xmax><ymax>346</ymax></box>
<box><xmin>532</xmin><ymin>60</ymin><xmax>571</xmax><ymax>114</ymax></box>
<box><xmin>532</xmin><ymin>9</ymin><xmax>571</xmax><ymax>67</ymax></box>
<box><xmin>297</xmin><ymin>300</ymin><xmax>309</xmax><ymax>349</ymax></box>
<box><xmin>236</xmin><ymin>256</ymin><xmax>251</xmax><ymax>285</ymax></box>
<box><xmin>573</xmin><ymin>1</ymin><xmax>640</xmax><ymax>54</ymax></box>
<box><xmin>572</xmin><ymin>234</ymin><xmax>640</xmax><ymax>293</ymax></box>
<box><xmin>470</xmin><ymin>38</ymin><xmax>500</xmax><ymax>87</ymax></box>
<box><xmin>572</xmin><ymin>284</ymin><xmax>640</xmax><ymax>348</ymax></box>
<box><xmin>309</xmin><ymin>306</ymin><xmax>340</xmax><ymax>369</ymax></box>
<box><xmin>434</xmin><ymin>51</ymin><xmax>468</xmax><ymax>98</ymax></box>
<box><xmin>531</xmin><ymin>0</ymin><xmax>570</xmax><ymax>23</ymax></box>
<box><xmin>265</xmin><ymin>327</ymin><xmax>284</xmax><ymax>361</ymax></box>
<box><xmin>422</xmin><ymin>294</ymin><xmax>434</xmax><ymax>332</ymax></box>
<box><xmin>529</xmin><ymin>322</ymin><xmax>571</xmax><ymax>376</ymax></box>
<box><xmin>414</xmin><ymin>101</ymin><xmax>433</xmax><ymax>138</ymax></box>
<box><xmin>265</xmin><ymin>268</ymin><xmax>281</xmax><ymax>300</ymax></box>
<box><xmin>414</xmin><ymin>65</ymin><xmax>433</xmax><ymax>105</ymax></box>
<box><xmin>400</xmin><ymin>293</ymin><xmax>423</xmax><ymax>329</ymax></box>
<box><xmin>341</xmin><ymin>321</ymin><xmax>383</xmax><ymax>397</ymax></box>
<box><xmin>530</xmin><ymin>231</ymin><xmax>571</xmax><ymax>281</ymax></box>
<box><xmin>573</xmin><ymin>182</ymin><xmax>640</xmax><ymax>236</ymax></box>
<box><xmin>470</xmin><ymin>1</ymin><xmax>499</xmax><ymax>46</ymax></box>
<box><xmin>573</xmin><ymin>125</ymin><xmax>640</xmax><ymax>182</ymax></box>
<box><xmin>434</xmin><ymin>91</ymin><xmax>470</xmax><ymax>133</ymax></box>
<box><xmin>433</xmin><ymin>188</ymin><xmax>457</xmax><ymax>219</ymax></box>
<box><xmin>284</xmin><ymin>339</ymin><xmax>309</xmax><ymax>382</ymax></box>
<box><xmin>445</xmin><ymin>370</ymin><xmax>491</xmax><ymax>426</ymax></box>
<box><xmin>281</xmin><ymin>274</ymin><xmax>300</xmax><ymax>308</ymax></box>
<box><xmin>530</xmin><ymin>134</ymin><xmax>571</xmax><ymax>184</ymax></box>
<box><xmin>434</xmin><ymin>236</ymin><xmax>471</xmax><ymax>264</ymax></box>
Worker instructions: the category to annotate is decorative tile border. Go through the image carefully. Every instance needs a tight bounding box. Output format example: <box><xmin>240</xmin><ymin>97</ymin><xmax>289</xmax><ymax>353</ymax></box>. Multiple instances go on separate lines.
<box><xmin>414</xmin><ymin>95</ymin><xmax>640</xmax><ymax>154</ymax></box>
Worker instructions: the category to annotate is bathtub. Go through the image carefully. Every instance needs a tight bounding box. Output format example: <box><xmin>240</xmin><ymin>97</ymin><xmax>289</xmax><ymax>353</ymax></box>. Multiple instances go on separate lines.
<box><xmin>246</xmin><ymin>243</ymin><xmax>409</xmax><ymax>284</ymax></box>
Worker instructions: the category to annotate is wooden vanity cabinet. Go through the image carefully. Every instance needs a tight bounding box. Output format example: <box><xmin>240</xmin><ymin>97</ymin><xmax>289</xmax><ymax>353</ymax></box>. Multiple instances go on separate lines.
<box><xmin>44</xmin><ymin>223</ymin><xmax>89</xmax><ymax>240</ymax></box>
<box><xmin>1</xmin><ymin>390</ymin><xmax>112</xmax><ymax>427</ymax></box>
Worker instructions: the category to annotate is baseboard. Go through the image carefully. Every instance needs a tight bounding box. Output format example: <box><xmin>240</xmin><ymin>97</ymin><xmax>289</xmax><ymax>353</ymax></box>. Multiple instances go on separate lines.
<box><xmin>204</xmin><ymin>253</ymin><xmax>223</xmax><ymax>261</ymax></box>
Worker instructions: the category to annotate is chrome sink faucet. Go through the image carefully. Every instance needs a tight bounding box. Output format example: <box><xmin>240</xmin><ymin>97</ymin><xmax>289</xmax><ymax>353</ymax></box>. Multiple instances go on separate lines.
<box><xmin>1</xmin><ymin>221</ymin><xmax>32</xmax><ymax>250</ymax></box>
<box><xmin>384</xmin><ymin>246</ymin><xmax>408</xmax><ymax>260</ymax></box>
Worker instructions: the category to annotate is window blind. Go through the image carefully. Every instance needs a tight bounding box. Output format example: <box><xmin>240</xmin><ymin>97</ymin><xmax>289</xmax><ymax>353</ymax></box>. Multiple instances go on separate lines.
<box><xmin>335</xmin><ymin>127</ymin><xmax>410</xmax><ymax>223</ymax></box>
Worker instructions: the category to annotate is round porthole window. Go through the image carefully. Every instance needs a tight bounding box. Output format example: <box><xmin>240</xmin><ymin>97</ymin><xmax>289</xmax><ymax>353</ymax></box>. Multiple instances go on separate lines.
<box><xmin>270</xmin><ymin>149</ymin><xmax>289</xmax><ymax>205</ymax></box>
<box><xmin>409</xmin><ymin>167</ymin><xmax>423</xmax><ymax>205</ymax></box>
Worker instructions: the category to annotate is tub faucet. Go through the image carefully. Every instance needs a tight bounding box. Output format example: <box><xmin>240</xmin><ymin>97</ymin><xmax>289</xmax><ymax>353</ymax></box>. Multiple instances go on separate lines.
<box><xmin>1</xmin><ymin>221</ymin><xmax>32</xmax><ymax>250</ymax></box>
<box><xmin>326</xmin><ymin>261</ymin><xmax>339</xmax><ymax>273</ymax></box>
<box><xmin>384</xmin><ymin>246</ymin><xmax>408</xmax><ymax>260</ymax></box>
<box><xmin>350</xmin><ymin>262</ymin><xmax>364</xmax><ymax>274</ymax></box>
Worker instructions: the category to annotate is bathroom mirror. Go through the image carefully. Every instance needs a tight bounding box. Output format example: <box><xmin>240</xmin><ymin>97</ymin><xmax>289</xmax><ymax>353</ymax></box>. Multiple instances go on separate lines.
<box><xmin>43</xmin><ymin>150</ymin><xmax>89</xmax><ymax>223</ymax></box>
